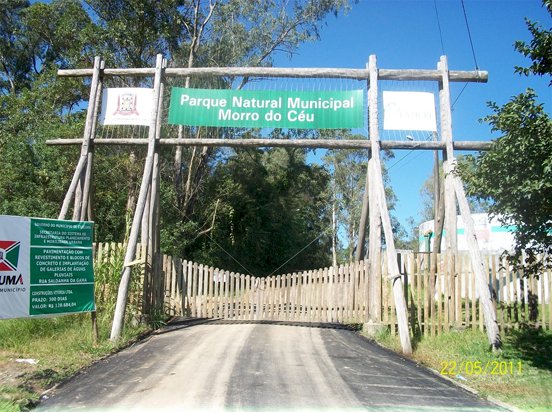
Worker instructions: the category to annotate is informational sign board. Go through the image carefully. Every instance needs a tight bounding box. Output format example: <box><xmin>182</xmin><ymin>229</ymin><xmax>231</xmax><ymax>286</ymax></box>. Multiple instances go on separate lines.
<box><xmin>418</xmin><ymin>213</ymin><xmax>516</xmax><ymax>253</ymax></box>
<box><xmin>168</xmin><ymin>88</ymin><xmax>365</xmax><ymax>129</ymax></box>
<box><xmin>99</xmin><ymin>87</ymin><xmax>154</xmax><ymax>126</ymax></box>
<box><xmin>0</xmin><ymin>216</ymin><xmax>95</xmax><ymax>319</ymax></box>
<box><xmin>383</xmin><ymin>91</ymin><xmax>437</xmax><ymax>131</ymax></box>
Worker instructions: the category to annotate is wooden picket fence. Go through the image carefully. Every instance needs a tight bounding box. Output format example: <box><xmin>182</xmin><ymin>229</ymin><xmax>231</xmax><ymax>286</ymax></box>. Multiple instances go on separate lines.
<box><xmin>390</xmin><ymin>252</ymin><xmax>551</xmax><ymax>336</ymax></box>
<box><xmin>162</xmin><ymin>258</ymin><xmax>370</xmax><ymax>324</ymax></box>
<box><xmin>91</xmin><ymin>243</ymin><xmax>551</xmax><ymax>335</ymax></box>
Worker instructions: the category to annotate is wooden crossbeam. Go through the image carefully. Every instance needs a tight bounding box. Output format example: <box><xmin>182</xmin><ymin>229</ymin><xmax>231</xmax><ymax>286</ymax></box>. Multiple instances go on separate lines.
<box><xmin>58</xmin><ymin>66</ymin><xmax>488</xmax><ymax>82</ymax></box>
<box><xmin>46</xmin><ymin>138</ymin><xmax>492</xmax><ymax>151</ymax></box>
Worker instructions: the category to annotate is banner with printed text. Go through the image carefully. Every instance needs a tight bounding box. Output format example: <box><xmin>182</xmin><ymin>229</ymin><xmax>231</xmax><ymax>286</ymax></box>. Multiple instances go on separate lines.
<box><xmin>0</xmin><ymin>216</ymin><xmax>95</xmax><ymax>319</ymax></box>
<box><xmin>168</xmin><ymin>88</ymin><xmax>365</xmax><ymax>129</ymax></box>
<box><xmin>383</xmin><ymin>91</ymin><xmax>437</xmax><ymax>131</ymax></box>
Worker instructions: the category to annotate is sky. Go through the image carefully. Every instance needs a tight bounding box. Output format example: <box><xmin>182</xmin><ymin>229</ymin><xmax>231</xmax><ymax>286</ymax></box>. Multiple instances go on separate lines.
<box><xmin>274</xmin><ymin>0</ymin><xmax>551</xmax><ymax>235</ymax></box>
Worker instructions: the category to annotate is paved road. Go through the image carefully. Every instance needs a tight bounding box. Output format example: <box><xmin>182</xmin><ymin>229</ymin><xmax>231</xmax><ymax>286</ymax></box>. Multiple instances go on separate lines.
<box><xmin>39</xmin><ymin>320</ymin><xmax>504</xmax><ymax>411</ymax></box>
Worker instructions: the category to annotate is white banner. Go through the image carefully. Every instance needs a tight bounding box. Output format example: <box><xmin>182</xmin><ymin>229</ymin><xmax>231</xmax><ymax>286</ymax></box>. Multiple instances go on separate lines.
<box><xmin>99</xmin><ymin>87</ymin><xmax>154</xmax><ymax>126</ymax></box>
<box><xmin>383</xmin><ymin>91</ymin><xmax>437</xmax><ymax>132</ymax></box>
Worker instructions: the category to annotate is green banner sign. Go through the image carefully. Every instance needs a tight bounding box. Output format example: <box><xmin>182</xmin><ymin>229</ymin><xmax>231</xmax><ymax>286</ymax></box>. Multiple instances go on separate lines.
<box><xmin>0</xmin><ymin>215</ymin><xmax>95</xmax><ymax>319</ymax></box>
<box><xmin>168</xmin><ymin>88</ymin><xmax>365</xmax><ymax>129</ymax></box>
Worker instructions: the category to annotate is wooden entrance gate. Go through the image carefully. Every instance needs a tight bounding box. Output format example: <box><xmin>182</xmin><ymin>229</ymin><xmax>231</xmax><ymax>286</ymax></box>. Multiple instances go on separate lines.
<box><xmin>54</xmin><ymin>55</ymin><xmax>500</xmax><ymax>353</ymax></box>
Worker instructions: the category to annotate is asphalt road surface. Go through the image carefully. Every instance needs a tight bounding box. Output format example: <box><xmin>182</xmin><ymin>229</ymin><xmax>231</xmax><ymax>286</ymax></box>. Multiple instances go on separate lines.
<box><xmin>39</xmin><ymin>320</ymin><xmax>504</xmax><ymax>411</ymax></box>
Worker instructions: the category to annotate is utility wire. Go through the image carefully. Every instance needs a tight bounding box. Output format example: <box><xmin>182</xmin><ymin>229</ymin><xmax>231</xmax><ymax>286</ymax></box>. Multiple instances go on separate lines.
<box><xmin>387</xmin><ymin>149</ymin><xmax>417</xmax><ymax>171</ymax></box>
<box><xmin>203</xmin><ymin>233</ymin><xmax>257</xmax><ymax>277</ymax></box>
<box><xmin>461</xmin><ymin>0</ymin><xmax>479</xmax><ymax>70</ymax></box>
<box><xmin>452</xmin><ymin>2</ymin><xmax>479</xmax><ymax>111</ymax></box>
<box><xmin>266</xmin><ymin>226</ymin><xmax>333</xmax><ymax>278</ymax></box>
<box><xmin>387</xmin><ymin>133</ymin><xmax>433</xmax><ymax>171</ymax></box>
<box><xmin>170</xmin><ymin>201</ymin><xmax>256</xmax><ymax>277</ymax></box>
<box><xmin>451</xmin><ymin>82</ymin><xmax>469</xmax><ymax>110</ymax></box>
<box><xmin>182</xmin><ymin>182</ymin><xmax>333</xmax><ymax>278</ymax></box>
<box><xmin>433</xmin><ymin>0</ymin><xmax>446</xmax><ymax>55</ymax></box>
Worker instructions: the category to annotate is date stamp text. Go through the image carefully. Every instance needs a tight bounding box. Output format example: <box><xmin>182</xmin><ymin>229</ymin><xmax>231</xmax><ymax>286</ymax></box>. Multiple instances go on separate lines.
<box><xmin>440</xmin><ymin>360</ymin><xmax>522</xmax><ymax>376</ymax></box>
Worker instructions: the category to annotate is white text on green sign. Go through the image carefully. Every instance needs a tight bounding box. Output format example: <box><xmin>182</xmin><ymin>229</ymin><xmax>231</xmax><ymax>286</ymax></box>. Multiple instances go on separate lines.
<box><xmin>168</xmin><ymin>89</ymin><xmax>365</xmax><ymax>129</ymax></box>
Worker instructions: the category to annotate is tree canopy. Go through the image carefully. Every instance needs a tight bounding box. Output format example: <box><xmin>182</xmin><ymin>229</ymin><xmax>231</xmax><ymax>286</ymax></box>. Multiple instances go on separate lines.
<box><xmin>1</xmin><ymin>0</ymin><xmax>370</xmax><ymax>275</ymax></box>
<box><xmin>458</xmin><ymin>1</ymin><xmax>552</xmax><ymax>275</ymax></box>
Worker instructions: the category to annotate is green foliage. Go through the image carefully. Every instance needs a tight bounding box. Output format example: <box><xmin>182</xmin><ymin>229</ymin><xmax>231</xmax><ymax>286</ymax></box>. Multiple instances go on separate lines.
<box><xmin>458</xmin><ymin>4</ymin><xmax>552</xmax><ymax>276</ymax></box>
<box><xmin>93</xmin><ymin>242</ymin><xmax>149</xmax><ymax>328</ymax></box>
<box><xmin>419</xmin><ymin>159</ymin><xmax>490</xmax><ymax>224</ymax></box>
<box><xmin>372</xmin><ymin>328</ymin><xmax>552</xmax><ymax>410</ymax></box>
<box><xmin>0</xmin><ymin>0</ymin><xmax>31</xmax><ymax>94</ymax></box>
<box><xmin>323</xmin><ymin>135</ymin><xmax>368</xmax><ymax>260</ymax></box>
<box><xmin>0</xmin><ymin>0</ymin><xmax>356</xmax><ymax>275</ymax></box>
<box><xmin>0</xmin><ymin>70</ymin><xmax>82</xmax><ymax>218</ymax></box>
<box><xmin>323</xmin><ymin>133</ymin><xmax>402</xmax><ymax>259</ymax></box>
<box><xmin>208</xmin><ymin>0</ymin><xmax>352</xmax><ymax>68</ymax></box>
<box><xmin>514</xmin><ymin>0</ymin><xmax>552</xmax><ymax>84</ymax></box>
<box><xmin>0</xmin><ymin>313</ymin><xmax>149</xmax><ymax>410</ymax></box>
<box><xmin>458</xmin><ymin>91</ymin><xmax>552</xmax><ymax>275</ymax></box>
<box><xmin>162</xmin><ymin>146</ymin><xmax>332</xmax><ymax>276</ymax></box>
<box><xmin>83</xmin><ymin>0</ymin><xmax>188</xmax><ymax>68</ymax></box>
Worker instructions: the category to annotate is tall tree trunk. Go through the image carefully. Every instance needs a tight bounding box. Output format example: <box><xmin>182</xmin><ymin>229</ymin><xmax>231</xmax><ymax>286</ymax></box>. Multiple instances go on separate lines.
<box><xmin>174</xmin><ymin>0</ymin><xmax>217</xmax><ymax>212</ymax></box>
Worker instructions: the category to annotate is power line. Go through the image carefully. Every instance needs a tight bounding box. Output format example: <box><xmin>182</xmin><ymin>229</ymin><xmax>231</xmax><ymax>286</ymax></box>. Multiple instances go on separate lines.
<box><xmin>451</xmin><ymin>82</ymin><xmax>469</xmax><ymax>111</ymax></box>
<box><xmin>387</xmin><ymin>133</ymin><xmax>433</xmax><ymax>171</ymax></box>
<box><xmin>170</xmin><ymin>201</ymin><xmax>257</xmax><ymax>277</ymax></box>
<box><xmin>461</xmin><ymin>0</ymin><xmax>479</xmax><ymax>70</ymax></box>
<box><xmin>387</xmin><ymin>149</ymin><xmax>416</xmax><ymax>171</ymax></box>
<box><xmin>433</xmin><ymin>0</ymin><xmax>446</xmax><ymax>55</ymax></box>
<box><xmin>266</xmin><ymin>226</ymin><xmax>333</xmax><ymax>278</ymax></box>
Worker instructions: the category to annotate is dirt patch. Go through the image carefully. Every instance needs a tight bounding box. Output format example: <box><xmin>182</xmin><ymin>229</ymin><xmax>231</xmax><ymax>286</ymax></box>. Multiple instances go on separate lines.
<box><xmin>0</xmin><ymin>353</ymin><xmax>39</xmax><ymax>388</ymax></box>
<box><xmin>0</xmin><ymin>351</ymin><xmax>59</xmax><ymax>408</ymax></box>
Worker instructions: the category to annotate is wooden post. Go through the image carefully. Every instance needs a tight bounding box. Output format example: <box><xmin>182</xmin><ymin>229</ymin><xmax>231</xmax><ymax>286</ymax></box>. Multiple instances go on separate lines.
<box><xmin>368</xmin><ymin>154</ymin><xmax>382</xmax><ymax>322</ymax></box>
<box><xmin>58</xmin><ymin>56</ymin><xmax>103</xmax><ymax>343</ymax></box>
<box><xmin>141</xmin><ymin>186</ymin><xmax>151</xmax><ymax>313</ymax></box>
<box><xmin>432</xmin><ymin>131</ymin><xmax>442</xmax><ymax>253</ymax></box>
<box><xmin>368</xmin><ymin>55</ymin><xmax>412</xmax><ymax>354</ymax></box>
<box><xmin>438</xmin><ymin>56</ymin><xmax>457</xmax><ymax>326</ymax></box>
<box><xmin>59</xmin><ymin>56</ymin><xmax>103</xmax><ymax>220</ymax></box>
<box><xmin>355</xmin><ymin>155</ymin><xmax>370</xmax><ymax>262</ymax></box>
<box><xmin>110</xmin><ymin>54</ymin><xmax>165</xmax><ymax>341</ymax></box>
<box><xmin>148</xmin><ymin>59</ymin><xmax>166</xmax><ymax>312</ymax></box>
<box><xmin>59</xmin><ymin>65</ymin><xmax>488</xmax><ymax>82</ymax></box>
<box><xmin>448</xmin><ymin>161</ymin><xmax>501</xmax><ymax>349</ymax></box>
<box><xmin>80</xmin><ymin>59</ymin><xmax>105</xmax><ymax>221</ymax></box>
<box><xmin>48</xmin><ymin>137</ymin><xmax>493</xmax><ymax>151</ymax></box>
<box><xmin>80</xmin><ymin>60</ymin><xmax>104</xmax><ymax>344</ymax></box>
<box><xmin>366</xmin><ymin>63</ymin><xmax>382</xmax><ymax>325</ymax></box>
<box><xmin>438</xmin><ymin>56</ymin><xmax>500</xmax><ymax>350</ymax></box>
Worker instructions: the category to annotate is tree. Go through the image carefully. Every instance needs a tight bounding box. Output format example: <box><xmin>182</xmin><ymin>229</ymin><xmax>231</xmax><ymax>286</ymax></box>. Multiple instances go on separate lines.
<box><xmin>420</xmin><ymin>158</ymin><xmax>490</xmax><ymax>223</ymax></box>
<box><xmin>458</xmin><ymin>2</ymin><xmax>552</xmax><ymax>275</ymax></box>
<box><xmin>0</xmin><ymin>0</ymin><xmax>96</xmax><ymax>220</ymax></box>
<box><xmin>162</xmin><ymin>0</ymin><xmax>354</xmax><ymax>222</ymax></box>
<box><xmin>324</xmin><ymin>139</ymin><xmax>368</xmax><ymax>262</ymax></box>
<box><xmin>513</xmin><ymin>0</ymin><xmax>552</xmax><ymax>83</ymax></box>
<box><xmin>0</xmin><ymin>0</ymin><xmax>31</xmax><ymax>94</ymax></box>
<box><xmin>162</xmin><ymin>145</ymin><xmax>332</xmax><ymax>276</ymax></box>
<box><xmin>1</xmin><ymin>0</ymin><xmax>354</xmax><ymax>273</ymax></box>
<box><xmin>322</xmin><ymin>132</ymin><xmax>400</xmax><ymax>262</ymax></box>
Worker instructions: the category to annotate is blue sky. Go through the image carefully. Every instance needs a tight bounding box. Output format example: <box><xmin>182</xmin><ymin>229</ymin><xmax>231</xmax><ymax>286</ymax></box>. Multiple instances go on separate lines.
<box><xmin>274</xmin><ymin>0</ymin><xmax>551</xmax><ymax>234</ymax></box>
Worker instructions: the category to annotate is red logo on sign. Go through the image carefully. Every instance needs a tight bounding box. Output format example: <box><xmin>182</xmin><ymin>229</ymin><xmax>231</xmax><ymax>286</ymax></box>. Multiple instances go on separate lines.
<box><xmin>0</xmin><ymin>241</ymin><xmax>20</xmax><ymax>271</ymax></box>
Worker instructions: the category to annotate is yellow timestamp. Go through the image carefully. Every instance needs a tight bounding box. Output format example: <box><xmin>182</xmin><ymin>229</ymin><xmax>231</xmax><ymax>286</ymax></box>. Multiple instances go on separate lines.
<box><xmin>440</xmin><ymin>360</ymin><xmax>522</xmax><ymax>376</ymax></box>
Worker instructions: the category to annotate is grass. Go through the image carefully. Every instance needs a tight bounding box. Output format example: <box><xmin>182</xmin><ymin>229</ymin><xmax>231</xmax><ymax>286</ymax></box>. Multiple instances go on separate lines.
<box><xmin>0</xmin><ymin>242</ymin><xmax>169</xmax><ymax>411</ymax></box>
<box><xmin>0</xmin><ymin>311</ymin><xmax>151</xmax><ymax>411</ymax></box>
<box><xmin>368</xmin><ymin>326</ymin><xmax>552</xmax><ymax>411</ymax></box>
